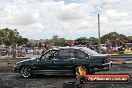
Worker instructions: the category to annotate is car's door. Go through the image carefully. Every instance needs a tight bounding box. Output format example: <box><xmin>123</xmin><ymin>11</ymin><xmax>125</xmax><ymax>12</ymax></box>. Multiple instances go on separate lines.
<box><xmin>32</xmin><ymin>50</ymin><xmax>59</xmax><ymax>73</ymax></box>
<box><xmin>74</xmin><ymin>49</ymin><xmax>91</xmax><ymax>66</ymax></box>
<box><xmin>54</xmin><ymin>49</ymin><xmax>76</xmax><ymax>74</ymax></box>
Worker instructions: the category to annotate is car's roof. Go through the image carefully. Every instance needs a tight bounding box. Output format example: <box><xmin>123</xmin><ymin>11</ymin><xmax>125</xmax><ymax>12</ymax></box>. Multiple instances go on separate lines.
<box><xmin>52</xmin><ymin>46</ymin><xmax>88</xmax><ymax>50</ymax></box>
<box><xmin>49</xmin><ymin>46</ymin><xmax>99</xmax><ymax>55</ymax></box>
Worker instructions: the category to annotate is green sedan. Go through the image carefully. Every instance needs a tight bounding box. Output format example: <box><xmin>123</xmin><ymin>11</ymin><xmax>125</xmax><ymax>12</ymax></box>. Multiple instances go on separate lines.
<box><xmin>13</xmin><ymin>47</ymin><xmax>112</xmax><ymax>78</ymax></box>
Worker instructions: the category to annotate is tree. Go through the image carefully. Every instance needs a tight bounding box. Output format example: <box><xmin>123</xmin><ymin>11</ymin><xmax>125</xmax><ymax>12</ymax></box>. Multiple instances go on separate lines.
<box><xmin>53</xmin><ymin>38</ymin><xmax>65</xmax><ymax>46</ymax></box>
<box><xmin>127</xmin><ymin>36</ymin><xmax>132</xmax><ymax>41</ymax></box>
<box><xmin>100</xmin><ymin>32</ymin><xmax>126</xmax><ymax>43</ymax></box>
<box><xmin>118</xmin><ymin>34</ymin><xmax>127</xmax><ymax>41</ymax></box>
<box><xmin>88</xmin><ymin>37</ymin><xmax>99</xmax><ymax>43</ymax></box>
<box><xmin>17</xmin><ymin>38</ymin><xmax>29</xmax><ymax>45</ymax></box>
<box><xmin>101</xmin><ymin>32</ymin><xmax>118</xmax><ymax>43</ymax></box>
<box><xmin>0</xmin><ymin>28</ymin><xmax>23</xmax><ymax>46</ymax></box>
<box><xmin>45</xmin><ymin>35</ymin><xmax>66</xmax><ymax>46</ymax></box>
<box><xmin>52</xmin><ymin>35</ymin><xmax>59</xmax><ymax>40</ymax></box>
<box><xmin>100</xmin><ymin>32</ymin><xmax>128</xmax><ymax>47</ymax></box>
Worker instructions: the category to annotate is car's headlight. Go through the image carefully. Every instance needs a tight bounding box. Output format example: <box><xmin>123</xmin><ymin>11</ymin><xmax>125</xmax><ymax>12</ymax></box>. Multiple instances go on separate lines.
<box><xmin>14</xmin><ymin>62</ymin><xmax>20</xmax><ymax>67</ymax></box>
<box><xmin>16</xmin><ymin>62</ymin><xmax>20</xmax><ymax>65</ymax></box>
<box><xmin>13</xmin><ymin>64</ymin><xmax>17</xmax><ymax>68</ymax></box>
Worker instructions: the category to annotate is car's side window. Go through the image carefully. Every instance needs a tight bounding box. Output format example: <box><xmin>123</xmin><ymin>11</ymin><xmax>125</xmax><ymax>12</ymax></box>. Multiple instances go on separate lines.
<box><xmin>41</xmin><ymin>50</ymin><xmax>56</xmax><ymax>60</ymax></box>
<box><xmin>55</xmin><ymin>49</ymin><xmax>75</xmax><ymax>59</ymax></box>
<box><xmin>74</xmin><ymin>49</ymin><xmax>87</xmax><ymax>59</ymax></box>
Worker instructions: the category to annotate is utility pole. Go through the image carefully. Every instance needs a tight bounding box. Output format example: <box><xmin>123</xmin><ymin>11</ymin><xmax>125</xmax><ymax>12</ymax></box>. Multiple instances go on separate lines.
<box><xmin>98</xmin><ymin>14</ymin><xmax>101</xmax><ymax>53</ymax></box>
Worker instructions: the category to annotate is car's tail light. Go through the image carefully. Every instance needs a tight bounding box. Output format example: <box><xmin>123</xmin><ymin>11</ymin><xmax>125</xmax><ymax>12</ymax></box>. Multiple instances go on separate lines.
<box><xmin>103</xmin><ymin>55</ymin><xmax>111</xmax><ymax>63</ymax></box>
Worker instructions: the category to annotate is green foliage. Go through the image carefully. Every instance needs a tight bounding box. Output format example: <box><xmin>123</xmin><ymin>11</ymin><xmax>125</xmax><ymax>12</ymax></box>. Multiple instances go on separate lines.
<box><xmin>88</xmin><ymin>37</ymin><xmax>99</xmax><ymax>43</ymax></box>
<box><xmin>75</xmin><ymin>37</ymin><xmax>99</xmax><ymax>43</ymax></box>
<box><xmin>45</xmin><ymin>35</ymin><xmax>66</xmax><ymax>46</ymax></box>
<box><xmin>100</xmin><ymin>32</ymin><xmax>127</xmax><ymax>43</ymax></box>
<box><xmin>0</xmin><ymin>28</ymin><xmax>131</xmax><ymax>47</ymax></box>
<box><xmin>127</xmin><ymin>36</ymin><xmax>132</xmax><ymax>40</ymax></box>
<box><xmin>52</xmin><ymin>35</ymin><xmax>59</xmax><ymax>40</ymax></box>
<box><xmin>0</xmin><ymin>28</ymin><xmax>25</xmax><ymax>46</ymax></box>
<box><xmin>53</xmin><ymin>38</ymin><xmax>65</xmax><ymax>46</ymax></box>
<box><xmin>17</xmin><ymin>38</ymin><xmax>29</xmax><ymax>45</ymax></box>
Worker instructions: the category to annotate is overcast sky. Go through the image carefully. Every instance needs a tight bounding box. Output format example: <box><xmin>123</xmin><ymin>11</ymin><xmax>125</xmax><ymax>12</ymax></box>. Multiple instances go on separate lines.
<box><xmin>0</xmin><ymin>0</ymin><xmax>132</xmax><ymax>39</ymax></box>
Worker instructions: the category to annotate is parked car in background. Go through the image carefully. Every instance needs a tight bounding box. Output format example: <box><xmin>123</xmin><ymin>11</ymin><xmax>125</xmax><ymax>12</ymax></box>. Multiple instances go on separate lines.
<box><xmin>124</xmin><ymin>48</ymin><xmax>132</xmax><ymax>54</ymax></box>
<box><xmin>13</xmin><ymin>47</ymin><xmax>112</xmax><ymax>78</ymax></box>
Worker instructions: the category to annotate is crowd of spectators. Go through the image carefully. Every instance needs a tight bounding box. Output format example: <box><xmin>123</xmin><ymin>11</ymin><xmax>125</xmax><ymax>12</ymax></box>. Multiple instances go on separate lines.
<box><xmin>64</xmin><ymin>39</ymin><xmax>132</xmax><ymax>54</ymax></box>
<box><xmin>0</xmin><ymin>42</ymin><xmax>51</xmax><ymax>58</ymax></box>
<box><xmin>0</xmin><ymin>39</ymin><xmax>132</xmax><ymax>58</ymax></box>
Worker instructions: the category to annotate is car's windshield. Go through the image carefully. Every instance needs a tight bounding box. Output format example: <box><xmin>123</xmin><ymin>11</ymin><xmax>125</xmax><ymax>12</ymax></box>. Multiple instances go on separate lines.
<box><xmin>81</xmin><ymin>47</ymin><xmax>99</xmax><ymax>55</ymax></box>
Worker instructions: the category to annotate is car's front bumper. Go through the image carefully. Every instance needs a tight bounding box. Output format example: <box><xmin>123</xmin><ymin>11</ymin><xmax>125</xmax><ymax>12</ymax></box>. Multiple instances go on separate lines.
<box><xmin>103</xmin><ymin>61</ymin><xmax>112</xmax><ymax>68</ymax></box>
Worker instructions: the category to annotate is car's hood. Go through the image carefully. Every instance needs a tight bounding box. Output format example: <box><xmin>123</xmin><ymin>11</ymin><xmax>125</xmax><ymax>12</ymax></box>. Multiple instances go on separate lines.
<box><xmin>16</xmin><ymin>58</ymin><xmax>36</xmax><ymax>64</ymax></box>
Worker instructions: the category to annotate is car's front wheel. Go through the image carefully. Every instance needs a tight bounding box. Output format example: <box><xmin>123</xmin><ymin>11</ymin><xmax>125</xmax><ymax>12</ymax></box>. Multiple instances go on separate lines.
<box><xmin>20</xmin><ymin>66</ymin><xmax>31</xmax><ymax>78</ymax></box>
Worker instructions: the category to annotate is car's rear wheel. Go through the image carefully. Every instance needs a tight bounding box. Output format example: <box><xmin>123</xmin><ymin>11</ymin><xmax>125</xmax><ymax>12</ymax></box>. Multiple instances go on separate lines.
<box><xmin>20</xmin><ymin>66</ymin><xmax>31</xmax><ymax>78</ymax></box>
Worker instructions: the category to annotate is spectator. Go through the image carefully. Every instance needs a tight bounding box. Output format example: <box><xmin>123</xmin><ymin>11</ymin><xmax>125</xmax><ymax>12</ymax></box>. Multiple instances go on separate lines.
<box><xmin>105</xmin><ymin>39</ymin><xmax>111</xmax><ymax>53</ymax></box>
<box><xmin>44</xmin><ymin>43</ymin><xmax>49</xmax><ymax>50</ymax></box>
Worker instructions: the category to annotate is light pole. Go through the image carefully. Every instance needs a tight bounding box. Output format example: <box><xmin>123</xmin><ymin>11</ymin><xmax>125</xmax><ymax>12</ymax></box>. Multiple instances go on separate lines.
<box><xmin>98</xmin><ymin>14</ymin><xmax>101</xmax><ymax>53</ymax></box>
